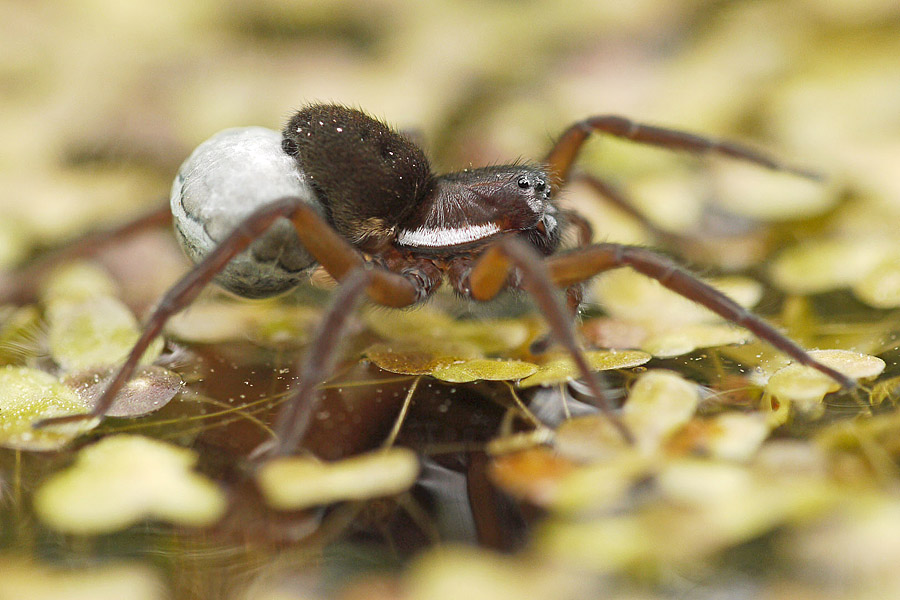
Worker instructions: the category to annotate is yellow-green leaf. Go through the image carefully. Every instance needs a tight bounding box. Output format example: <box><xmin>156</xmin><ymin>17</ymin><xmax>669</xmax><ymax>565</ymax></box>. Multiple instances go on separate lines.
<box><xmin>767</xmin><ymin>349</ymin><xmax>885</xmax><ymax>410</ymax></box>
<box><xmin>40</xmin><ymin>261</ymin><xmax>118</xmax><ymax>303</ymax></box>
<box><xmin>642</xmin><ymin>323</ymin><xmax>753</xmax><ymax>358</ymax></box>
<box><xmin>623</xmin><ymin>370</ymin><xmax>699</xmax><ymax>452</ymax></box>
<box><xmin>46</xmin><ymin>296</ymin><xmax>163</xmax><ymax>371</ymax></box>
<box><xmin>518</xmin><ymin>350</ymin><xmax>651</xmax><ymax>388</ymax></box>
<box><xmin>0</xmin><ymin>366</ymin><xmax>96</xmax><ymax>451</ymax></box>
<box><xmin>34</xmin><ymin>435</ymin><xmax>227</xmax><ymax>533</ymax></box>
<box><xmin>0</xmin><ymin>557</ymin><xmax>164</xmax><ymax>600</ymax></box>
<box><xmin>852</xmin><ymin>254</ymin><xmax>900</xmax><ymax>308</ymax></box>
<box><xmin>257</xmin><ymin>447</ymin><xmax>419</xmax><ymax>510</ymax></box>
<box><xmin>363</xmin><ymin>306</ymin><xmax>531</xmax><ymax>354</ymax></box>
<box><xmin>63</xmin><ymin>365</ymin><xmax>182</xmax><ymax>418</ymax></box>
<box><xmin>364</xmin><ymin>341</ymin><xmax>478</xmax><ymax>375</ymax></box>
<box><xmin>769</xmin><ymin>238</ymin><xmax>893</xmax><ymax>295</ymax></box>
<box><xmin>594</xmin><ymin>269</ymin><xmax>762</xmax><ymax>327</ymax></box>
<box><xmin>432</xmin><ymin>359</ymin><xmax>538</xmax><ymax>383</ymax></box>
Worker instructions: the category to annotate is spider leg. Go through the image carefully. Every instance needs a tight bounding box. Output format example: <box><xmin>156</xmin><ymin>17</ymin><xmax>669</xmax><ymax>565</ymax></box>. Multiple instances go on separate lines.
<box><xmin>545</xmin><ymin>115</ymin><xmax>822</xmax><ymax>186</ymax></box>
<box><xmin>467</xmin><ymin>237</ymin><xmax>634</xmax><ymax>444</ymax></box>
<box><xmin>527</xmin><ymin>208</ymin><xmax>587</xmax><ymax>353</ymax></box>
<box><xmin>266</xmin><ymin>267</ymin><xmax>374</xmax><ymax>457</ymax></box>
<box><xmin>268</xmin><ymin>257</ymin><xmax>442</xmax><ymax>457</ymax></box>
<box><xmin>526</xmin><ymin>282</ymin><xmax>584</xmax><ymax>355</ymax></box>
<box><xmin>35</xmin><ymin>196</ymin><xmax>427</xmax><ymax>428</ymax></box>
<box><xmin>546</xmin><ymin>243</ymin><xmax>858</xmax><ymax>389</ymax></box>
<box><xmin>0</xmin><ymin>203</ymin><xmax>172</xmax><ymax>304</ymax></box>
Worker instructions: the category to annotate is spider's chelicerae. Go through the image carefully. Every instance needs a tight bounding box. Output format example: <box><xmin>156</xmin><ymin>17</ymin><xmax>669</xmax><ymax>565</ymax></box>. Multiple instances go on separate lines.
<box><xmin>37</xmin><ymin>103</ymin><xmax>855</xmax><ymax>452</ymax></box>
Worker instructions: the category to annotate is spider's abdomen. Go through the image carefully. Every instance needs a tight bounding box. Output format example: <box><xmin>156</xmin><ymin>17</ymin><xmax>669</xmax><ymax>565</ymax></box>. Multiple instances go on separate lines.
<box><xmin>282</xmin><ymin>104</ymin><xmax>433</xmax><ymax>251</ymax></box>
<box><xmin>171</xmin><ymin>126</ymin><xmax>324</xmax><ymax>298</ymax></box>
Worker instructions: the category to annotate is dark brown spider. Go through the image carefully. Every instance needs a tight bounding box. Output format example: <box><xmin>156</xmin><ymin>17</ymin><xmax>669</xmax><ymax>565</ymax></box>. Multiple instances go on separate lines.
<box><xmin>34</xmin><ymin>103</ymin><xmax>855</xmax><ymax>453</ymax></box>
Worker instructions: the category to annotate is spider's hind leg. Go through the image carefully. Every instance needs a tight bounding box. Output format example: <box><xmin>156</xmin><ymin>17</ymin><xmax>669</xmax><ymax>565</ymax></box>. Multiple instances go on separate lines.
<box><xmin>265</xmin><ymin>258</ymin><xmax>444</xmax><ymax>457</ymax></box>
<box><xmin>35</xmin><ymin>197</ymin><xmax>433</xmax><ymax>430</ymax></box>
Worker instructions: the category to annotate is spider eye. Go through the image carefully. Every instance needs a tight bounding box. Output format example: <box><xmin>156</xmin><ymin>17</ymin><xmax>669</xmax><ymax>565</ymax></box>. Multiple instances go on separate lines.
<box><xmin>517</xmin><ymin>177</ymin><xmax>530</xmax><ymax>189</ymax></box>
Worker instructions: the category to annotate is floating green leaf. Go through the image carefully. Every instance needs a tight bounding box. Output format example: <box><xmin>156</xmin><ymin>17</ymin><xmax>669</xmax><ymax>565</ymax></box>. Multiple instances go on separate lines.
<box><xmin>703</xmin><ymin>412</ymin><xmax>771</xmax><ymax>462</ymax></box>
<box><xmin>0</xmin><ymin>557</ymin><xmax>164</xmax><ymax>600</ymax></box>
<box><xmin>257</xmin><ymin>447</ymin><xmax>420</xmax><ymax>510</ymax></box>
<box><xmin>622</xmin><ymin>370</ymin><xmax>699</xmax><ymax>452</ymax></box>
<box><xmin>769</xmin><ymin>238</ymin><xmax>894</xmax><ymax>295</ymax></box>
<box><xmin>432</xmin><ymin>358</ymin><xmax>538</xmax><ymax>383</ymax></box>
<box><xmin>767</xmin><ymin>349</ymin><xmax>885</xmax><ymax>410</ymax></box>
<box><xmin>553</xmin><ymin>414</ymin><xmax>631</xmax><ymax>462</ymax></box>
<box><xmin>518</xmin><ymin>350</ymin><xmax>651</xmax><ymax>388</ymax></box>
<box><xmin>406</xmin><ymin>545</ymin><xmax>581</xmax><ymax>600</ymax></box>
<box><xmin>34</xmin><ymin>435</ymin><xmax>227</xmax><ymax>534</ymax></box>
<box><xmin>488</xmin><ymin>447</ymin><xmax>576</xmax><ymax>506</ymax></box>
<box><xmin>852</xmin><ymin>253</ymin><xmax>900</xmax><ymax>308</ymax></box>
<box><xmin>40</xmin><ymin>261</ymin><xmax>118</xmax><ymax>303</ymax></box>
<box><xmin>711</xmin><ymin>160</ymin><xmax>839</xmax><ymax>221</ymax></box>
<box><xmin>165</xmin><ymin>300</ymin><xmax>321</xmax><ymax>346</ymax></box>
<box><xmin>364</xmin><ymin>341</ymin><xmax>478</xmax><ymax>375</ymax></box>
<box><xmin>550</xmin><ymin>454</ymin><xmax>652</xmax><ymax>516</ymax></box>
<box><xmin>63</xmin><ymin>365</ymin><xmax>181</xmax><ymax>418</ymax></box>
<box><xmin>46</xmin><ymin>296</ymin><xmax>163</xmax><ymax>371</ymax></box>
<box><xmin>362</xmin><ymin>305</ymin><xmax>532</xmax><ymax>354</ymax></box>
<box><xmin>0</xmin><ymin>305</ymin><xmax>42</xmax><ymax>364</ymax></box>
<box><xmin>594</xmin><ymin>269</ymin><xmax>762</xmax><ymax>327</ymax></box>
<box><xmin>641</xmin><ymin>323</ymin><xmax>752</xmax><ymax>358</ymax></box>
<box><xmin>0</xmin><ymin>366</ymin><xmax>96</xmax><ymax>451</ymax></box>
<box><xmin>535</xmin><ymin>514</ymin><xmax>652</xmax><ymax>572</ymax></box>
<box><xmin>0</xmin><ymin>216</ymin><xmax>31</xmax><ymax>269</ymax></box>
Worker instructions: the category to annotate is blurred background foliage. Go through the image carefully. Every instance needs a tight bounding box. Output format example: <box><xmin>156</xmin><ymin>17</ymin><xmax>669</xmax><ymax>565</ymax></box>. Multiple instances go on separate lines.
<box><xmin>4</xmin><ymin>0</ymin><xmax>898</xmax><ymax>248</ymax></box>
<box><xmin>2</xmin><ymin>0</ymin><xmax>900</xmax><ymax>598</ymax></box>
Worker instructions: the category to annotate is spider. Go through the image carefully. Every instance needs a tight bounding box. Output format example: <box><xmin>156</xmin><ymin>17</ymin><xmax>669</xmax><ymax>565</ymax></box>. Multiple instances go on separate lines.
<box><xmin>35</xmin><ymin>103</ymin><xmax>855</xmax><ymax>453</ymax></box>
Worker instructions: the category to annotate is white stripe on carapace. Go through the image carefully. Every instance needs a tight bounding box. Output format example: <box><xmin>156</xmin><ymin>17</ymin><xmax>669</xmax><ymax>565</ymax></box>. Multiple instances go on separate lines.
<box><xmin>397</xmin><ymin>222</ymin><xmax>501</xmax><ymax>248</ymax></box>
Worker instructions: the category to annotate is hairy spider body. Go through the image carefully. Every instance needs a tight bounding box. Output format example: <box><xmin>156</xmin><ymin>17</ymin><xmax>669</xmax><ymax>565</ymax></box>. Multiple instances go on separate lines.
<box><xmin>35</xmin><ymin>102</ymin><xmax>857</xmax><ymax>454</ymax></box>
<box><xmin>282</xmin><ymin>104</ymin><xmax>432</xmax><ymax>252</ymax></box>
<box><xmin>282</xmin><ymin>105</ymin><xmax>560</xmax><ymax>261</ymax></box>
<box><xmin>175</xmin><ymin>107</ymin><xmax>558</xmax><ymax>300</ymax></box>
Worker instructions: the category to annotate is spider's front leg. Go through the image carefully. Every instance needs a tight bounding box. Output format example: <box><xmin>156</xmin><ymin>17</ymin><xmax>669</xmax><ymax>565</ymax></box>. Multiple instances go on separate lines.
<box><xmin>467</xmin><ymin>238</ymin><xmax>856</xmax><ymax>434</ymax></box>
<box><xmin>544</xmin><ymin>114</ymin><xmax>822</xmax><ymax>186</ymax></box>
<box><xmin>461</xmin><ymin>238</ymin><xmax>634</xmax><ymax>444</ymax></box>
<box><xmin>546</xmin><ymin>243</ymin><xmax>858</xmax><ymax>389</ymax></box>
<box><xmin>544</xmin><ymin>115</ymin><xmax>824</xmax><ymax>268</ymax></box>
<box><xmin>34</xmin><ymin>198</ymin><xmax>431</xmax><ymax>429</ymax></box>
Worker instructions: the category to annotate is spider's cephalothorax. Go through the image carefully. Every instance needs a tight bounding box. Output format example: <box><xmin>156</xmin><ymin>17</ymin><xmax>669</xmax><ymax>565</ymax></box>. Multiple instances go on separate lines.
<box><xmin>35</xmin><ymin>102</ymin><xmax>858</xmax><ymax>454</ymax></box>
<box><xmin>397</xmin><ymin>165</ymin><xmax>560</xmax><ymax>256</ymax></box>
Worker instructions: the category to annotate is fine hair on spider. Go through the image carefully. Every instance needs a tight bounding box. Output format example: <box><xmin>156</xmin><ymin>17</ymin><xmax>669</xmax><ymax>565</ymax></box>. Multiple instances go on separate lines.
<box><xmin>32</xmin><ymin>103</ymin><xmax>857</xmax><ymax>454</ymax></box>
